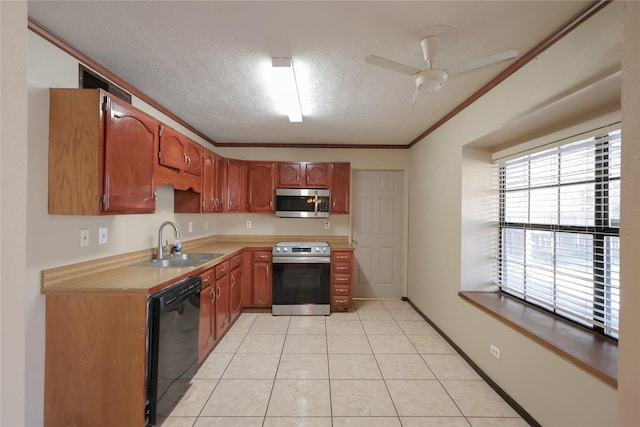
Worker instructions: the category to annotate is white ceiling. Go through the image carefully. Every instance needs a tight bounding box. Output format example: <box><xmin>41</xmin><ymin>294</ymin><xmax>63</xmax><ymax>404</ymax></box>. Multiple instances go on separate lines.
<box><xmin>27</xmin><ymin>1</ymin><xmax>618</xmax><ymax>147</ymax></box>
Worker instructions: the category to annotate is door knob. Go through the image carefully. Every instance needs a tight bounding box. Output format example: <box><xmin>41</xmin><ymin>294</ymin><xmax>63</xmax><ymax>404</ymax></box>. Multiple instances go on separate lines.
<box><xmin>352</xmin><ymin>238</ymin><xmax>358</xmax><ymax>246</ymax></box>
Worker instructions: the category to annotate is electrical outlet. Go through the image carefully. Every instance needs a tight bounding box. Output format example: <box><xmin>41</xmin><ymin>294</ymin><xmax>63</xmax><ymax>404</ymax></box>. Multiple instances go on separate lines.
<box><xmin>80</xmin><ymin>229</ymin><xmax>89</xmax><ymax>247</ymax></box>
<box><xmin>246</xmin><ymin>220</ymin><xmax>252</xmax><ymax>229</ymax></box>
<box><xmin>188</xmin><ymin>222</ymin><xmax>193</xmax><ymax>233</ymax></box>
<box><xmin>324</xmin><ymin>220</ymin><xmax>330</xmax><ymax>229</ymax></box>
<box><xmin>98</xmin><ymin>227</ymin><xmax>108</xmax><ymax>245</ymax></box>
<box><xmin>204</xmin><ymin>221</ymin><xmax>208</xmax><ymax>230</ymax></box>
<box><xmin>490</xmin><ymin>344</ymin><xmax>501</xmax><ymax>359</ymax></box>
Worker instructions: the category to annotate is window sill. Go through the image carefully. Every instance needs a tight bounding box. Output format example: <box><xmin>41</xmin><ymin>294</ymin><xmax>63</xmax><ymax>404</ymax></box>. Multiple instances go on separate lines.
<box><xmin>458</xmin><ymin>291</ymin><xmax>617</xmax><ymax>388</ymax></box>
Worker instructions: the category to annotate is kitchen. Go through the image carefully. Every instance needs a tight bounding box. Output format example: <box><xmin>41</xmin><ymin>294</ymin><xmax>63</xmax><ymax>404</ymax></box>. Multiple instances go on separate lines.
<box><xmin>2</xmin><ymin>1</ymin><xmax>639</xmax><ymax>427</ymax></box>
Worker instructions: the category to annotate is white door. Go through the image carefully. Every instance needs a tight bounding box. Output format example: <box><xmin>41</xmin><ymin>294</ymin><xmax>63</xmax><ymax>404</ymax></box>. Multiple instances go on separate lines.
<box><xmin>352</xmin><ymin>170</ymin><xmax>404</xmax><ymax>298</ymax></box>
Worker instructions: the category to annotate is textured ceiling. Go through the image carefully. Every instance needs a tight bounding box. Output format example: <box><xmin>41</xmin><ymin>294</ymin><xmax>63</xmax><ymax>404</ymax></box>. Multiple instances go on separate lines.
<box><xmin>27</xmin><ymin>1</ymin><xmax>616</xmax><ymax>147</ymax></box>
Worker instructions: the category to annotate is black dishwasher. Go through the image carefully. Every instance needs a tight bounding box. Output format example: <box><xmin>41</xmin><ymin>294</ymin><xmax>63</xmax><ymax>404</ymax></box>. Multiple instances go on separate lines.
<box><xmin>146</xmin><ymin>275</ymin><xmax>201</xmax><ymax>426</ymax></box>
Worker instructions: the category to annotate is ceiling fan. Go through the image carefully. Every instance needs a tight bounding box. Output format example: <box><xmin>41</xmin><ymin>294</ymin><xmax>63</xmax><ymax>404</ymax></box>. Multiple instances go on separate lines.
<box><xmin>365</xmin><ymin>25</ymin><xmax>519</xmax><ymax>104</ymax></box>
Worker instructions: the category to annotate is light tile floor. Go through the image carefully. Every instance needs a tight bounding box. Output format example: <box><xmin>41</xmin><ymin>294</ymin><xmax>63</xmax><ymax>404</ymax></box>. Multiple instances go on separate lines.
<box><xmin>158</xmin><ymin>300</ymin><xmax>529</xmax><ymax>427</ymax></box>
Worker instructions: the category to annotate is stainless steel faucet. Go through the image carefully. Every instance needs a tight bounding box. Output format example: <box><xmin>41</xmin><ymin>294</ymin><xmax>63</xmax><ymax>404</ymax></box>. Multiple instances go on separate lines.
<box><xmin>156</xmin><ymin>221</ymin><xmax>181</xmax><ymax>260</ymax></box>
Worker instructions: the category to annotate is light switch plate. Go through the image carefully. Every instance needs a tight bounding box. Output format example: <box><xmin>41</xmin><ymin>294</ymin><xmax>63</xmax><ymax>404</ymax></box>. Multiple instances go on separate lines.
<box><xmin>98</xmin><ymin>227</ymin><xmax>108</xmax><ymax>245</ymax></box>
<box><xmin>80</xmin><ymin>229</ymin><xmax>89</xmax><ymax>247</ymax></box>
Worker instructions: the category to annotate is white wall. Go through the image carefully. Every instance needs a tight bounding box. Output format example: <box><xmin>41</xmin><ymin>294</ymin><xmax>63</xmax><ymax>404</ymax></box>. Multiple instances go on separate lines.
<box><xmin>618</xmin><ymin>2</ymin><xmax>640</xmax><ymax>425</ymax></box>
<box><xmin>407</xmin><ymin>4</ymin><xmax>622</xmax><ymax>427</ymax></box>
<box><xmin>1</xmin><ymin>2</ymin><xmax>28</xmax><ymax>426</ymax></box>
<box><xmin>21</xmin><ymin>28</ymin><xmax>409</xmax><ymax>426</ymax></box>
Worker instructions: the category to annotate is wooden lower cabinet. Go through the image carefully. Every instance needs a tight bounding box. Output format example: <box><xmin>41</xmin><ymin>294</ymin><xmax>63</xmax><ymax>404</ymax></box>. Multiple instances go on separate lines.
<box><xmin>229</xmin><ymin>253</ymin><xmax>244</xmax><ymax>321</ymax></box>
<box><xmin>214</xmin><ymin>261</ymin><xmax>231</xmax><ymax>338</ymax></box>
<box><xmin>44</xmin><ymin>294</ymin><xmax>148</xmax><ymax>426</ymax></box>
<box><xmin>244</xmin><ymin>249</ymin><xmax>272</xmax><ymax>307</ymax></box>
<box><xmin>198</xmin><ymin>268</ymin><xmax>216</xmax><ymax>364</ymax></box>
<box><xmin>331</xmin><ymin>249</ymin><xmax>355</xmax><ymax>310</ymax></box>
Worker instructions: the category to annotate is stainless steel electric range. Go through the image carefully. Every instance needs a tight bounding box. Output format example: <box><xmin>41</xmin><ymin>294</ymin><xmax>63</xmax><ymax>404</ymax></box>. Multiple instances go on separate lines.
<box><xmin>271</xmin><ymin>241</ymin><xmax>331</xmax><ymax>315</ymax></box>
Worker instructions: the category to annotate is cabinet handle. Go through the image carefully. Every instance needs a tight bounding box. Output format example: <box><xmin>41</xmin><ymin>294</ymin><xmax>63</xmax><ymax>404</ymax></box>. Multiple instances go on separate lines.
<box><xmin>266</xmin><ymin>265</ymin><xmax>270</xmax><ymax>277</ymax></box>
<box><xmin>210</xmin><ymin>288</ymin><xmax>215</xmax><ymax>302</ymax></box>
<box><xmin>186</xmin><ymin>155</ymin><xmax>191</xmax><ymax>166</ymax></box>
<box><xmin>231</xmin><ymin>276</ymin><xmax>235</xmax><ymax>287</ymax></box>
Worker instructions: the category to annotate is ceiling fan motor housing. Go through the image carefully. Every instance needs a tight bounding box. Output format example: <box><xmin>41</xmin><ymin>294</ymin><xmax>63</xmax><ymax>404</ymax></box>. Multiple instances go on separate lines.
<box><xmin>414</xmin><ymin>69</ymin><xmax>448</xmax><ymax>93</ymax></box>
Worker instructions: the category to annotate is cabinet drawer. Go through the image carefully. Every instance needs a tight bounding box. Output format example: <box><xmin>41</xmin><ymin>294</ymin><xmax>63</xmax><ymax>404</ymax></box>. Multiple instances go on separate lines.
<box><xmin>200</xmin><ymin>268</ymin><xmax>215</xmax><ymax>287</ymax></box>
<box><xmin>332</xmin><ymin>285</ymin><xmax>351</xmax><ymax>296</ymax></box>
<box><xmin>230</xmin><ymin>254</ymin><xmax>243</xmax><ymax>270</ymax></box>
<box><xmin>332</xmin><ymin>252</ymin><xmax>353</xmax><ymax>262</ymax></box>
<box><xmin>332</xmin><ymin>263</ymin><xmax>352</xmax><ymax>274</ymax></box>
<box><xmin>332</xmin><ymin>274</ymin><xmax>352</xmax><ymax>285</ymax></box>
<box><xmin>331</xmin><ymin>296</ymin><xmax>351</xmax><ymax>307</ymax></box>
<box><xmin>215</xmin><ymin>260</ymin><xmax>230</xmax><ymax>279</ymax></box>
<box><xmin>253</xmin><ymin>251</ymin><xmax>271</xmax><ymax>262</ymax></box>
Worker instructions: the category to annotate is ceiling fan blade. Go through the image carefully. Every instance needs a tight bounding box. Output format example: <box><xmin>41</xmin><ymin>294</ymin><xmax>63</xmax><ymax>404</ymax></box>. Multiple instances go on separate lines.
<box><xmin>410</xmin><ymin>87</ymin><xmax>420</xmax><ymax>108</ymax></box>
<box><xmin>447</xmin><ymin>49</ymin><xmax>519</xmax><ymax>78</ymax></box>
<box><xmin>365</xmin><ymin>55</ymin><xmax>421</xmax><ymax>77</ymax></box>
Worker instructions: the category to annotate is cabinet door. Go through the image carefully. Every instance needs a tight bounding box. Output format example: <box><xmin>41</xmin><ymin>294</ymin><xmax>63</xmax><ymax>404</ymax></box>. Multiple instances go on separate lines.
<box><xmin>198</xmin><ymin>269</ymin><xmax>215</xmax><ymax>363</ymax></box>
<box><xmin>305</xmin><ymin>163</ymin><xmax>329</xmax><ymax>187</ymax></box>
<box><xmin>201</xmin><ymin>149</ymin><xmax>216</xmax><ymax>212</ymax></box>
<box><xmin>247</xmin><ymin>162</ymin><xmax>275</xmax><ymax>212</ymax></box>
<box><xmin>184</xmin><ymin>139</ymin><xmax>203</xmax><ymax>176</ymax></box>
<box><xmin>213</xmin><ymin>154</ymin><xmax>226</xmax><ymax>212</ymax></box>
<box><xmin>230</xmin><ymin>265</ymin><xmax>243</xmax><ymax>319</ymax></box>
<box><xmin>104</xmin><ymin>96</ymin><xmax>157</xmax><ymax>213</ymax></box>
<box><xmin>277</xmin><ymin>162</ymin><xmax>303</xmax><ymax>187</ymax></box>
<box><xmin>226</xmin><ymin>159</ymin><xmax>247</xmax><ymax>212</ymax></box>
<box><xmin>215</xmin><ymin>274</ymin><xmax>230</xmax><ymax>339</ymax></box>
<box><xmin>252</xmin><ymin>261</ymin><xmax>272</xmax><ymax>307</ymax></box>
<box><xmin>330</xmin><ymin>162</ymin><xmax>350</xmax><ymax>214</ymax></box>
<box><xmin>158</xmin><ymin>125</ymin><xmax>187</xmax><ymax>171</ymax></box>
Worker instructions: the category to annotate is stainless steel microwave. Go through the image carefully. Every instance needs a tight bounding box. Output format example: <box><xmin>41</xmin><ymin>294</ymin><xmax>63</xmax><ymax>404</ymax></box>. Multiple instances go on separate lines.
<box><xmin>275</xmin><ymin>188</ymin><xmax>330</xmax><ymax>218</ymax></box>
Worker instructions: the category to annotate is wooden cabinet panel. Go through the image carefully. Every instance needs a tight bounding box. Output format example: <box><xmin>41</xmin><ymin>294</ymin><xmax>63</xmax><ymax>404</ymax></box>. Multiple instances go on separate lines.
<box><xmin>250</xmin><ymin>250</ymin><xmax>272</xmax><ymax>307</ymax></box>
<box><xmin>226</xmin><ymin>159</ymin><xmax>247</xmax><ymax>212</ymax></box>
<box><xmin>105</xmin><ymin>98</ymin><xmax>158</xmax><ymax>213</ymax></box>
<box><xmin>213</xmin><ymin>154</ymin><xmax>227</xmax><ymax>212</ymax></box>
<box><xmin>247</xmin><ymin>162</ymin><xmax>275</xmax><ymax>212</ymax></box>
<box><xmin>44</xmin><ymin>294</ymin><xmax>148</xmax><ymax>426</ymax></box>
<box><xmin>277</xmin><ymin>162</ymin><xmax>303</xmax><ymax>187</ymax></box>
<box><xmin>305</xmin><ymin>163</ymin><xmax>329</xmax><ymax>187</ymax></box>
<box><xmin>330</xmin><ymin>162</ymin><xmax>350</xmax><ymax>214</ymax></box>
<box><xmin>201</xmin><ymin>149</ymin><xmax>216</xmax><ymax>213</ymax></box>
<box><xmin>198</xmin><ymin>269</ymin><xmax>215</xmax><ymax>363</ymax></box>
<box><xmin>184</xmin><ymin>140</ymin><xmax>203</xmax><ymax>176</ymax></box>
<box><xmin>215</xmin><ymin>273</ymin><xmax>230</xmax><ymax>339</ymax></box>
<box><xmin>277</xmin><ymin>162</ymin><xmax>330</xmax><ymax>188</ymax></box>
<box><xmin>48</xmin><ymin>88</ymin><xmax>157</xmax><ymax>215</ymax></box>
<box><xmin>331</xmin><ymin>249</ymin><xmax>354</xmax><ymax>311</ymax></box>
<box><xmin>229</xmin><ymin>253</ymin><xmax>244</xmax><ymax>321</ymax></box>
<box><xmin>156</xmin><ymin>124</ymin><xmax>201</xmax><ymax>193</ymax></box>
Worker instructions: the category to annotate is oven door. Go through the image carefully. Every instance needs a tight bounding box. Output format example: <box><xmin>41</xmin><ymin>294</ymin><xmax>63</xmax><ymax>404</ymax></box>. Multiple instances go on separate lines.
<box><xmin>272</xmin><ymin>257</ymin><xmax>331</xmax><ymax>315</ymax></box>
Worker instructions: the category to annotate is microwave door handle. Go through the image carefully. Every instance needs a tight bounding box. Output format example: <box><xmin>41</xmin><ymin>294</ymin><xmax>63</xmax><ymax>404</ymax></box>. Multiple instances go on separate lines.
<box><xmin>314</xmin><ymin>192</ymin><xmax>319</xmax><ymax>216</ymax></box>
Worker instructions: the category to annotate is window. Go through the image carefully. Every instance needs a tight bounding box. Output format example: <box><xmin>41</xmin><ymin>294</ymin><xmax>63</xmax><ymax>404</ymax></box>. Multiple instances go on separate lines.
<box><xmin>499</xmin><ymin>129</ymin><xmax>621</xmax><ymax>338</ymax></box>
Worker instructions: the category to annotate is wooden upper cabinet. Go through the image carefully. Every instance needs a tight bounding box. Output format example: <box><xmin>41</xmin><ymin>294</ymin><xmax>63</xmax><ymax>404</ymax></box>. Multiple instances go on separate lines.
<box><xmin>158</xmin><ymin>125</ymin><xmax>202</xmax><ymax>176</ymax></box>
<box><xmin>330</xmin><ymin>162</ymin><xmax>350</xmax><ymax>214</ymax></box>
<box><xmin>304</xmin><ymin>163</ymin><xmax>329</xmax><ymax>187</ymax></box>
<box><xmin>48</xmin><ymin>88</ymin><xmax>157</xmax><ymax>215</ymax></box>
<box><xmin>277</xmin><ymin>162</ymin><xmax>329</xmax><ymax>188</ymax></box>
<box><xmin>213</xmin><ymin>154</ymin><xmax>227</xmax><ymax>212</ymax></box>
<box><xmin>247</xmin><ymin>162</ymin><xmax>275</xmax><ymax>212</ymax></box>
<box><xmin>277</xmin><ymin>162</ymin><xmax>303</xmax><ymax>187</ymax></box>
<box><xmin>201</xmin><ymin>149</ymin><xmax>216</xmax><ymax>213</ymax></box>
<box><xmin>226</xmin><ymin>159</ymin><xmax>247</xmax><ymax>212</ymax></box>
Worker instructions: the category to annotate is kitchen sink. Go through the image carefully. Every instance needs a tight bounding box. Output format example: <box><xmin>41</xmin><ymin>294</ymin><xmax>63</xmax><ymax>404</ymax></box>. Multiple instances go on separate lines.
<box><xmin>140</xmin><ymin>253</ymin><xmax>224</xmax><ymax>268</ymax></box>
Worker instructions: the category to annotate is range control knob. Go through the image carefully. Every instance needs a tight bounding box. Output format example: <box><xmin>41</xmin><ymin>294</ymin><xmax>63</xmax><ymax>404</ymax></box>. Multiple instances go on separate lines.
<box><xmin>275</xmin><ymin>247</ymin><xmax>281</xmax><ymax>252</ymax></box>
<box><xmin>322</xmin><ymin>247</ymin><xmax>327</xmax><ymax>252</ymax></box>
<box><xmin>283</xmin><ymin>248</ymin><xmax>288</xmax><ymax>252</ymax></box>
<box><xmin>315</xmin><ymin>247</ymin><xmax>320</xmax><ymax>252</ymax></box>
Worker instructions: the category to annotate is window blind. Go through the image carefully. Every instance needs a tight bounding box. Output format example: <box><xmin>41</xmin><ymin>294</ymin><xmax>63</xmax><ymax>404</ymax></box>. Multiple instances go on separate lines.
<box><xmin>499</xmin><ymin>129</ymin><xmax>620</xmax><ymax>338</ymax></box>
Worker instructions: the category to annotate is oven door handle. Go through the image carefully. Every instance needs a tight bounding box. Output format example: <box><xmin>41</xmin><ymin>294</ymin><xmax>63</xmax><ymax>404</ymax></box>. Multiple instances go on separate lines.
<box><xmin>313</xmin><ymin>192</ymin><xmax>319</xmax><ymax>216</ymax></box>
<box><xmin>272</xmin><ymin>256</ymin><xmax>331</xmax><ymax>264</ymax></box>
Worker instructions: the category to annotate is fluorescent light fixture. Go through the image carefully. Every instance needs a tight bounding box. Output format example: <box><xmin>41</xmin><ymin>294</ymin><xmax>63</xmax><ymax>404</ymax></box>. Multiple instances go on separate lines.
<box><xmin>271</xmin><ymin>57</ymin><xmax>302</xmax><ymax>122</ymax></box>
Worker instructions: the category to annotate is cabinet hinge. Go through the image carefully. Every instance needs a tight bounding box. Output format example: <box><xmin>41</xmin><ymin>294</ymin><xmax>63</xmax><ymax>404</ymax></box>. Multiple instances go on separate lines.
<box><xmin>158</xmin><ymin>126</ymin><xmax>163</xmax><ymax>137</ymax></box>
<box><xmin>158</xmin><ymin>151</ymin><xmax>162</xmax><ymax>159</ymax></box>
<box><xmin>101</xmin><ymin>193</ymin><xmax>108</xmax><ymax>207</ymax></box>
<box><xmin>101</xmin><ymin>100</ymin><xmax>108</xmax><ymax>112</ymax></box>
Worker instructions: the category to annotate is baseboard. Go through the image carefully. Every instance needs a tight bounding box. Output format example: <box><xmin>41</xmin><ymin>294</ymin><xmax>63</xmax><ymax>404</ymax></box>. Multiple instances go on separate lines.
<box><xmin>405</xmin><ymin>298</ymin><xmax>541</xmax><ymax>427</ymax></box>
